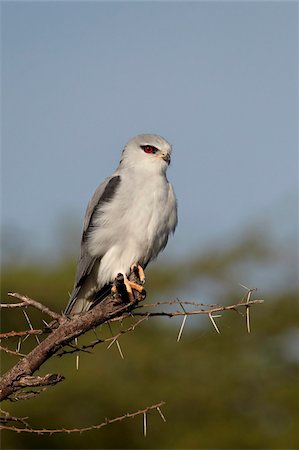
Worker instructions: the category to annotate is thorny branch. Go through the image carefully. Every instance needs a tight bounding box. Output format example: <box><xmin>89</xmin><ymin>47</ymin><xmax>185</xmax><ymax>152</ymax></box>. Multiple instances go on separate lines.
<box><xmin>0</xmin><ymin>272</ymin><xmax>147</xmax><ymax>402</ymax></box>
<box><xmin>0</xmin><ymin>329</ymin><xmax>44</xmax><ymax>339</ymax></box>
<box><xmin>0</xmin><ymin>401</ymin><xmax>165</xmax><ymax>434</ymax></box>
<box><xmin>0</xmin><ymin>277</ymin><xmax>263</xmax><ymax>434</ymax></box>
<box><xmin>6</xmin><ymin>292</ymin><xmax>61</xmax><ymax>320</ymax></box>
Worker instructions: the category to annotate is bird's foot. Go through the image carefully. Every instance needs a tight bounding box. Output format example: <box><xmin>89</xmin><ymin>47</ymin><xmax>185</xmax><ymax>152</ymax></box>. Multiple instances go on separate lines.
<box><xmin>131</xmin><ymin>264</ymin><xmax>146</xmax><ymax>284</ymax></box>
<box><xmin>112</xmin><ymin>273</ymin><xmax>146</xmax><ymax>303</ymax></box>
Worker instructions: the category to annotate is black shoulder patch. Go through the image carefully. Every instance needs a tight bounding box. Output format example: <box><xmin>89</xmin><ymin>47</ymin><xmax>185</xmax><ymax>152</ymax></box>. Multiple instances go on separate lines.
<box><xmin>100</xmin><ymin>176</ymin><xmax>121</xmax><ymax>204</ymax></box>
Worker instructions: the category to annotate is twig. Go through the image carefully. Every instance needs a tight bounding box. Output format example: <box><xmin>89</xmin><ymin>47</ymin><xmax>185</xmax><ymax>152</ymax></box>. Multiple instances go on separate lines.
<box><xmin>141</xmin><ymin>300</ymin><xmax>222</xmax><ymax>308</ymax></box>
<box><xmin>56</xmin><ymin>316</ymin><xmax>149</xmax><ymax>357</ymax></box>
<box><xmin>7</xmin><ymin>293</ymin><xmax>61</xmax><ymax>321</ymax></box>
<box><xmin>0</xmin><ymin>401</ymin><xmax>165</xmax><ymax>434</ymax></box>
<box><xmin>0</xmin><ymin>276</ymin><xmax>143</xmax><ymax>402</ymax></box>
<box><xmin>133</xmin><ymin>299</ymin><xmax>264</xmax><ymax>318</ymax></box>
<box><xmin>0</xmin><ymin>345</ymin><xmax>25</xmax><ymax>357</ymax></box>
<box><xmin>0</xmin><ymin>302</ymin><xmax>28</xmax><ymax>308</ymax></box>
<box><xmin>8</xmin><ymin>389</ymin><xmax>46</xmax><ymax>402</ymax></box>
<box><xmin>0</xmin><ymin>329</ymin><xmax>44</xmax><ymax>339</ymax></box>
<box><xmin>0</xmin><ymin>410</ymin><xmax>30</xmax><ymax>427</ymax></box>
<box><xmin>14</xmin><ymin>374</ymin><xmax>65</xmax><ymax>388</ymax></box>
<box><xmin>0</xmin><ymin>281</ymin><xmax>263</xmax><ymax>405</ymax></box>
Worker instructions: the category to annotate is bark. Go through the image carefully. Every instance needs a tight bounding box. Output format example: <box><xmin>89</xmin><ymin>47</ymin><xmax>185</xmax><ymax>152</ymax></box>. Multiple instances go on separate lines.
<box><xmin>0</xmin><ymin>274</ymin><xmax>143</xmax><ymax>402</ymax></box>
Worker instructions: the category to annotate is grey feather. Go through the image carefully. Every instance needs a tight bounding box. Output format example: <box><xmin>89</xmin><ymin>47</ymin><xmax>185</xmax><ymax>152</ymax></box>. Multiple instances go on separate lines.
<box><xmin>65</xmin><ymin>133</ymin><xmax>177</xmax><ymax>315</ymax></box>
<box><xmin>64</xmin><ymin>176</ymin><xmax>121</xmax><ymax>314</ymax></box>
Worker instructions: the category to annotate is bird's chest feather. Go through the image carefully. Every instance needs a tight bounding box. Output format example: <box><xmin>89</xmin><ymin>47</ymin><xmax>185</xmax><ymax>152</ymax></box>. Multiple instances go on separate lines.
<box><xmin>88</xmin><ymin>172</ymin><xmax>175</xmax><ymax>262</ymax></box>
<box><xmin>118</xmin><ymin>174</ymin><xmax>171</xmax><ymax>243</ymax></box>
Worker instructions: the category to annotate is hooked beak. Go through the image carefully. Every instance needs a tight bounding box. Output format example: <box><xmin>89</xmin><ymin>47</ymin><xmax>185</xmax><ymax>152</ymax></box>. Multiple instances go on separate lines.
<box><xmin>161</xmin><ymin>153</ymin><xmax>171</xmax><ymax>165</ymax></box>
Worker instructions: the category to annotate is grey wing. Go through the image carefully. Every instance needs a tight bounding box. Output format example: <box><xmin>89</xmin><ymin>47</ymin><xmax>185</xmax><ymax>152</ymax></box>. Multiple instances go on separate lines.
<box><xmin>64</xmin><ymin>175</ymin><xmax>121</xmax><ymax>314</ymax></box>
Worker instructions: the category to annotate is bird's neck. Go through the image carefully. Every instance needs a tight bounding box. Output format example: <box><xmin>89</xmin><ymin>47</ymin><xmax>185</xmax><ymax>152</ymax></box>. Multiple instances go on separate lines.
<box><xmin>119</xmin><ymin>160</ymin><xmax>168</xmax><ymax>180</ymax></box>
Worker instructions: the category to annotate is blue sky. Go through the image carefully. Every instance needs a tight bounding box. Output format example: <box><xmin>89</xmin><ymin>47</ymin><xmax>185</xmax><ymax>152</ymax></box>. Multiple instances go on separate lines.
<box><xmin>2</xmin><ymin>1</ymin><xmax>298</xmax><ymax>262</ymax></box>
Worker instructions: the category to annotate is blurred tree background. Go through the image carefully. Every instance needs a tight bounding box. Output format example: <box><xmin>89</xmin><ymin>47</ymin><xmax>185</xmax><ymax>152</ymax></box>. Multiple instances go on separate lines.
<box><xmin>1</xmin><ymin>210</ymin><xmax>298</xmax><ymax>449</ymax></box>
<box><xmin>2</xmin><ymin>2</ymin><xmax>297</xmax><ymax>448</ymax></box>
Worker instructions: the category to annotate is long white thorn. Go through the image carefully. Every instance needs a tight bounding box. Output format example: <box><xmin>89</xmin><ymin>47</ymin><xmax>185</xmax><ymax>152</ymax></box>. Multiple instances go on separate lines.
<box><xmin>157</xmin><ymin>406</ymin><xmax>166</xmax><ymax>422</ymax></box>
<box><xmin>16</xmin><ymin>338</ymin><xmax>22</xmax><ymax>353</ymax></box>
<box><xmin>239</xmin><ymin>283</ymin><xmax>251</xmax><ymax>291</ymax></box>
<box><xmin>177</xmin><ymin>314</ymin><xmax>187</xmax><ymax>342</ymax></box>
<box><xmin>143</xmin><ymin>412</ymin><xmax>147</xmax><ymax>437</ymax></box>
<box><xmin>23</xmin><ymin>310</ymin><xmax>40</xmax><ymax>344</ymax></box>
<box><xmin>246</xmin><ymin>306</ymin><xmax>251</xmax><ymax>333</ymax></box>
<box><xmin>107</xmin><ymin>337</ymin><xmax>117</xmax><ymax>349</ymax></box>
<box><xmin>116</xmin><ymin>340</ymin><xmax>124</xmax><ymax>359</ymax></box>
<box><xmin>75</xmin><ymin>338</ymin><xmax>79</xmax><ymax>370</ymax></box>
<box><xmin>245</xmin><ymin>287</ymin><xmax>252</xmax><ymax>333</ymax></box>
<box><xmin>107</xmin><ymin>322</ymin><xmax>124</xmax><ymax>359</ymax></box>
<box><xmin>209</xmin><ymin>313</ymin><xmax>220</xmax><ymax>334</ymax></box>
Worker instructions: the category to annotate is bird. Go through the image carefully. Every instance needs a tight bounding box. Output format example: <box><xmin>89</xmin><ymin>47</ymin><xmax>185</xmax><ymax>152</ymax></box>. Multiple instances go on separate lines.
<box><xmin>64</xmin><ymin>133</ymin><xmax>177</xmax><ymax>315</ymax></box>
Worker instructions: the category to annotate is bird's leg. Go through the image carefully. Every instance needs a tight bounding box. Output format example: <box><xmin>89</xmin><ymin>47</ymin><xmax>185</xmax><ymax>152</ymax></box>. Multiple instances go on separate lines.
<box><xmin>112</xmin><ymin>273</ymin><xmax>146</xmax><ymax>303</ymax></box>
<box><xmin>131</xmin><ymin>264</ymin><xmax>146</xmax><ymax>284</ymax></box>
<box><xmin>111</xmin><ymin>273</ymin><xmax>128</xmax><ymax>302</ymax></box>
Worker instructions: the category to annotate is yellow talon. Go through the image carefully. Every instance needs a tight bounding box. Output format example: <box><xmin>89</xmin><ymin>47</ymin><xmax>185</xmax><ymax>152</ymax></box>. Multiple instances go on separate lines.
<box><xmin>131</xmin><ymin>263</ymin><xmax>146</xmax><ymax>284</ymax></box>
<box><xmin>123</xmin><ymin>277</ymin><xmax>134</xmax><ymax>302</ymax></box>
<box><xmin>137</xmin><ymin>265</ymin><xmax>145</xmax><ymax>284</ymax></box>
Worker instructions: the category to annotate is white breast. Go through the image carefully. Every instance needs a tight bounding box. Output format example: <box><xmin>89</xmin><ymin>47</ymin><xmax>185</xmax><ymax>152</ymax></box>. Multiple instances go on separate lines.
<box><xmin>87</xmin><ymin>169</ymin><xmax>177</xmax><ymax>288</ymax></box>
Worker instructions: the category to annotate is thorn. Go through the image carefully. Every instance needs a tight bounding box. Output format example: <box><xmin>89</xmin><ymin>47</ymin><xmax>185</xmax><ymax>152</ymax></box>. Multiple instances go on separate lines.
<box><xmin>246</xmin><ymin>289</ymin><xmax>253</xmax><ymax>303</ymax></box>
<box><xmin>246</xmin><ymin>306</ymin><xmax>251</xmax><ymax>333</ymax></box>
<box><xmin>143</xmin><ymin>412</ymin><xmax>147</xmax><ymax>437</ymax></box>
<box><xmin>239</xmin><ymin>283</ymin><xmax>251</xmax><ymax>291</ymax></box>
<box><xmin>177</xmin><ymin>315</ymin><xmax>187</xmax><ymax>342</ymax></box>
<box><xmin>157</xmin><ymin>406</ymin><xmax>166</xmax><ymax>422</ymax></box>
<box><xmin>107</xmin><ymin>337</ymin><xmax>117</xmax><ymax>349</ymax></box>
<box><xmin>178</xmin><ymin>299</ymin><xmax>187</xmax><ymax>314</ymax></box>
<box><xmin>16</xmin><ymin>338</ymin><xmax>22</xmax><ymax>353</ymax></box>
<box><xmin>244</xmin><ymin>287</ymin><xmax>252</xmax><ymax>333</ymax></box>
<box><xmin>209</xmin><ymin>313</ymin><xmax>220</xmax><ymax>334</ymax></box>
<box><xmin>23</xmin><ymin>310</ymin><xmax>40</xmax><ymax>344</ymax></box>
<box><xmin>116</xmin><ymin>340</ymin><xmax>124</xmax><ymax>359</ymax></box>
<box><xmin>239</xmin><ymin>284</ymin><xmax>257</xmax><ymax>303</ymax></box>
<box><xmin>22</xmin><ymin>334</ymin><xmax>30</xmax><ymax>343</ymax></box>
<box><xmin>107</xmin><ymin>322</ymin><xmax>124</xmax><ymax>359</ymax></box>
<box><xmin>75</xmin><ymin>338</ymin><xmax>79</xmax><ymax>370</ymax></box>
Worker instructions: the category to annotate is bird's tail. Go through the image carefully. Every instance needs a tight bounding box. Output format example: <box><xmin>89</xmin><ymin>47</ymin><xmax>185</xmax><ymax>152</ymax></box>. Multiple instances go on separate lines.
<box><xmin>64</xmin><ymin>284</ymin><xmax>112</xmax><ymax>315</ymax></box>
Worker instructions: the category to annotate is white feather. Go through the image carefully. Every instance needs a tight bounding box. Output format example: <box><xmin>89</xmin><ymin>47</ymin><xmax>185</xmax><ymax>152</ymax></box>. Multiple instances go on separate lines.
<box><xmin>67</xmin><ymin>134</ymin><xmax>177</xmax><ymax>314</ymax></box>
<box><xmin>88</xmin><ymin>135</ymin><xmax>177</xmax><ymax>288</ymax></box>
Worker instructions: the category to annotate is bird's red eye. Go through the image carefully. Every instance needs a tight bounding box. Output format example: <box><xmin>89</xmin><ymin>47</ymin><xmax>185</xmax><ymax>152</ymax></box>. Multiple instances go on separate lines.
<box><xmin>144</xmin><ymin>146</ymin><xmax>154</xmax><ymax>153</ymax></box>
<box><xmin>141</xmin><ymin>145</ymin><xmax>157</xmax><ymax>154</ymax></box>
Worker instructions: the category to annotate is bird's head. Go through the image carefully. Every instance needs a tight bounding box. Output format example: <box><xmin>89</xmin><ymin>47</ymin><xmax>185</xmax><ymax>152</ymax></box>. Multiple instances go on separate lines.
<box><xmin>120</xmin><ymin>134</ymin><xmax>172</xmax><ymax>173</ymax></box>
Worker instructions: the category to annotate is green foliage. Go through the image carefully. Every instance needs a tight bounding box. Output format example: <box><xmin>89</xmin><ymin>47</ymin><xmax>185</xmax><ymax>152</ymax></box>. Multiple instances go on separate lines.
<box><xmin>1</xmin><ymin>232</ymin><xmax>298</xmax><ymax>449</ymax></box>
